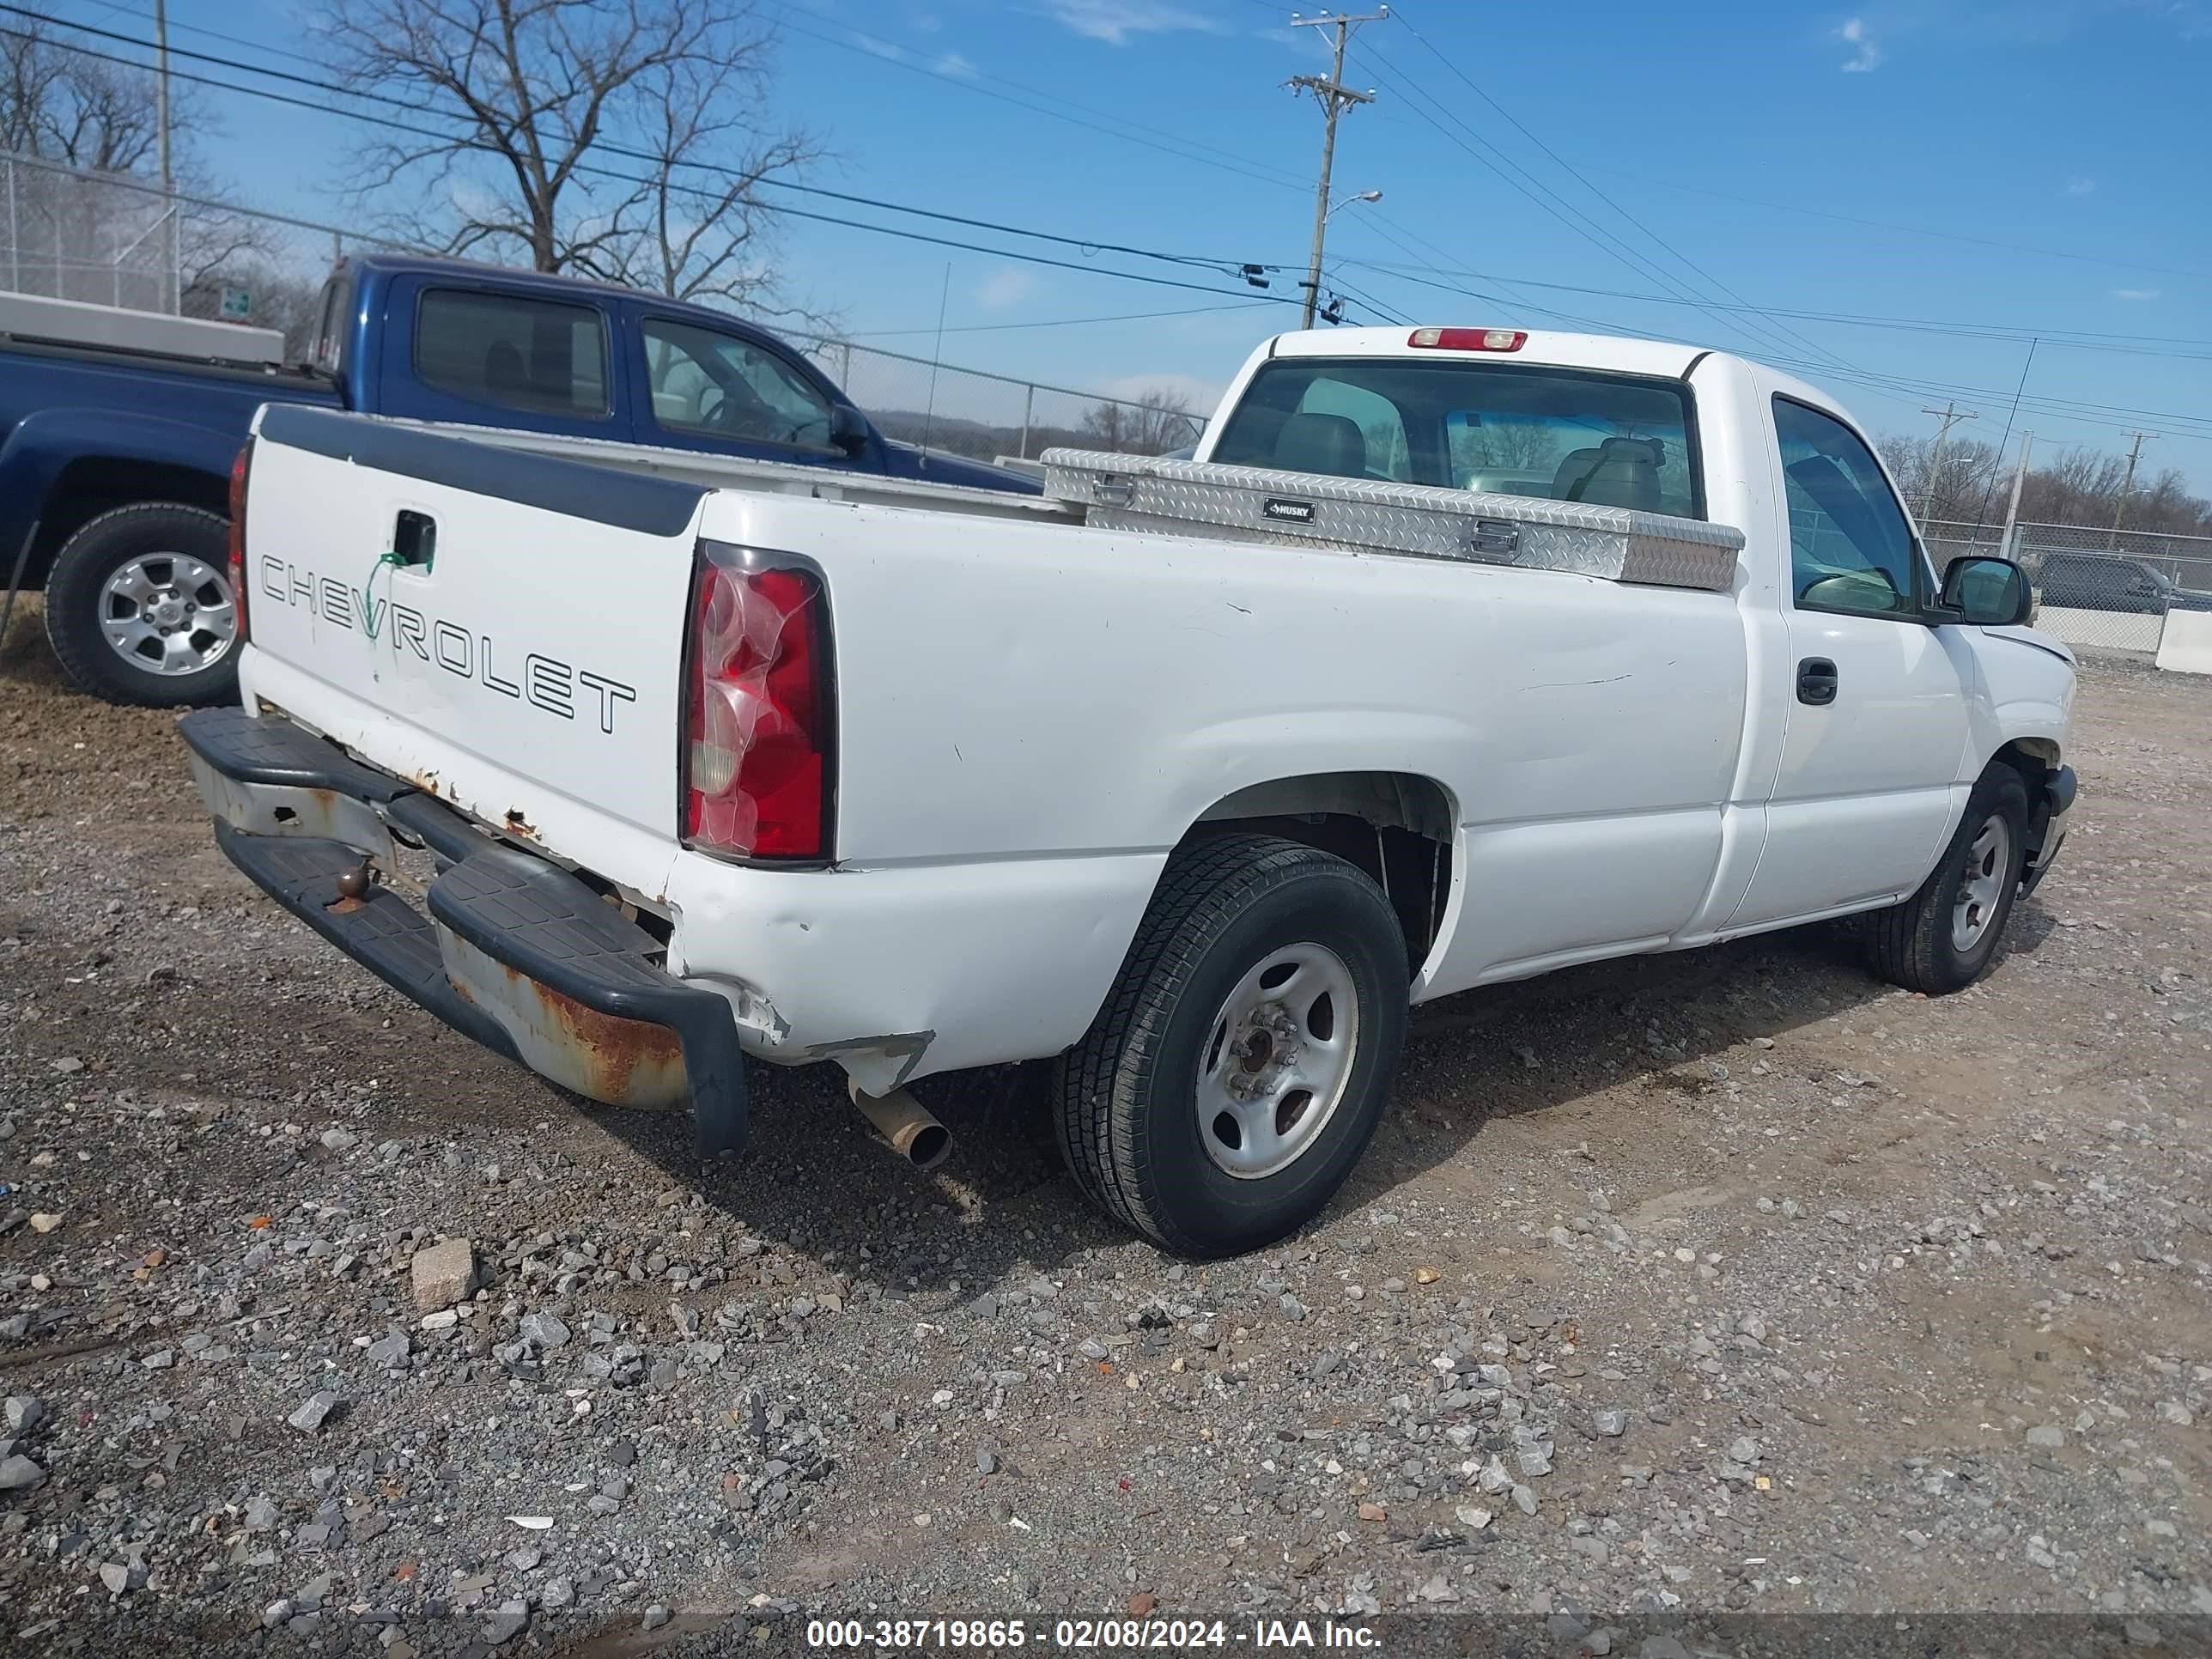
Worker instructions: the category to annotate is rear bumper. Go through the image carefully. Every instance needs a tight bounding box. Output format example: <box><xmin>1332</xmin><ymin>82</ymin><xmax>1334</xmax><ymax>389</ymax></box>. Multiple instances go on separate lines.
<box><xmin>2021</xmin><ymin>763</ymin><xmax>2076</xmax><ymax>899</ymax></box>
<box><xmin>179</xmin><ymin>706</ymin><xmax>748</xmax><ymax>1154</ymax></box>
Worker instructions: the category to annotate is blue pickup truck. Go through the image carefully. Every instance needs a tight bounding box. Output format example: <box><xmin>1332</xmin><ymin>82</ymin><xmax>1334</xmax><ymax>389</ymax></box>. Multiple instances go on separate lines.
<box><xmin>0</xmin><ymin>254</ymin><xmax>1036</xmax><ymax>706</ymax></box>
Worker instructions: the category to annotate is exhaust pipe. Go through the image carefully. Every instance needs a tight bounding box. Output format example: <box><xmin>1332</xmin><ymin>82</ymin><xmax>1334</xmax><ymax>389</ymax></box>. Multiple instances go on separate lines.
<box><xmin>848</xmin><ymin>1079</ymin><xmax>952</xmax><ymax>1172</ymax></box>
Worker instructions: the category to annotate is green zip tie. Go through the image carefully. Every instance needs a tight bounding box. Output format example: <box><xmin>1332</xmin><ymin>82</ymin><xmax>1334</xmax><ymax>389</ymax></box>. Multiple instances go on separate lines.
<box><xmin>360</xmin><ymin>549</ymin><xmax>405</xmax><ymax>641</ymax></box>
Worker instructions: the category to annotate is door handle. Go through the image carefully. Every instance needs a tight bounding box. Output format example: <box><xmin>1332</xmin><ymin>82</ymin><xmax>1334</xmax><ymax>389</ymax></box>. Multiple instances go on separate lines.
<box><xmin>1796</xmin><ymin>657</ymin><xmax>1838</xmax><ymax>706</ymax></box>
<box><xmin>392</xmin><ymin>510</ymin><xmax>437</xmax><ymax>569</ymax></box>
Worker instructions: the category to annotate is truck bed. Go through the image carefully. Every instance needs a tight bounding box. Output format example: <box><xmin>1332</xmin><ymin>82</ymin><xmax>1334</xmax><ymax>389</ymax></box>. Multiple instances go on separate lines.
<box><xmin>368</xmin><ymin>414</ymin><xmax>1745</xmax><ymax>591</ymax></box>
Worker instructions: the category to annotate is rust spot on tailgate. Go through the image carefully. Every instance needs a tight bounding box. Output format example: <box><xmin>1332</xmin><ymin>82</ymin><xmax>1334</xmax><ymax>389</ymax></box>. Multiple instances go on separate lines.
<box><xmin>503</xmin><ymin>808</ymin><xmax>538</xmax><ymax>840</ymax></box>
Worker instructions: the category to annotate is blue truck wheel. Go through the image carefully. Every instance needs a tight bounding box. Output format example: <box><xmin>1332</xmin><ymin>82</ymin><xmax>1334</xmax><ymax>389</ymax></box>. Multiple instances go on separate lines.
<box><xmin>43</xmin><ymin>503</ymin><xmax>240</xmax><ymax>708</ymax></box>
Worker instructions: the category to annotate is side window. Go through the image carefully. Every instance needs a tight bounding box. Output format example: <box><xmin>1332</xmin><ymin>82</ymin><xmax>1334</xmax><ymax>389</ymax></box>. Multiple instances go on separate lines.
<box><xmin>415</xmin><ymin>289</ymin><xmax>609</xmax><ymax>417</ymax></box>
<box><xmin>641</xmin><ymin>318</ymin><xmax>835</xmax><ymax>449</ymax></box>
<box><xmin>311</xmin><ymin>276</ymin><xmax>349</xmax><ymax>374</ymax></box>
<box><xmin>1774</xmin><ymin>397</ymin><xmax>1922</xmax><ymax>620</ymax></box>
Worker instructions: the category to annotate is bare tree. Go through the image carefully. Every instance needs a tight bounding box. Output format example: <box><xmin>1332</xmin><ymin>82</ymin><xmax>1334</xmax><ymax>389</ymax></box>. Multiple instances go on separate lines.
<box><xmin>320</xmin><ymin>0</ymin><xmax>818</xmax><ymax>309</ymax></box>
<box><xmin>1082</xmin><ymin>388</ymin><xmax>1198</xmax><ymax>456</ymax></box>
<box><xmin>1449</xmin><ymin>418</ymin><xmax>1558</xmax><ymax>479</ymax></box>
<box><xmin>585</xmin><ymin>53</ymin><xmax>823</xmax><ymax>315</ymax></box>
<box><xmin>1878</xmin><ymin>432</ymin><xmax>2212</xmax><ymax>539</ymax></box>
<box><xmin>2</xmin><ymin>21</ymin><xmax>179</xmax><ymax>172</ymax></box>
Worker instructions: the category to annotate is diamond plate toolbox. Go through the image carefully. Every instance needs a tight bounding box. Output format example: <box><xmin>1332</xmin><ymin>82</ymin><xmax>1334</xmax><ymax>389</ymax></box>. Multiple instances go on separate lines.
<box><xmin>1038</xmin><ymin>448</ymin><xmax>1743</xmax><ymax>592</ymax></box>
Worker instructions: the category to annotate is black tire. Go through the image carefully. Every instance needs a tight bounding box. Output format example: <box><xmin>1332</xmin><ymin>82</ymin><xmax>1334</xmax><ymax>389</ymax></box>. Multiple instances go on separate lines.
<box><xmin>43</xmin><ymin>503</ymin><xmax>239</xmax><ymax>708</ymax></box>
<box><xmin>1054</xmin><ymin>834</ymin><xmax>1409</xmax><ymax>1256</ymax></box>
<box><xmin>1865</xmin><ymin>766</ymin><xmax>2031</xmax><ymax>994</ymax></box>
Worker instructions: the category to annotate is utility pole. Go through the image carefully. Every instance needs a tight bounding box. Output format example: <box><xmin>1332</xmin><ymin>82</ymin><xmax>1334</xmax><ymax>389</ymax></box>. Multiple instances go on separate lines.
<box><xmin>1289</xmin><ymin>9</ymin><xmax>1386</xmax><ymax>329</ymax></box>
<box><xmin>1919</xmin><ymin>401</ymin><xmax>1978</xmax><ymax>522</ymax></box>
<box><xmin>1998</xmin><ymin>430</ymin><xmax>2033</xmax><ymax>562</ymax></box>
<box><xmin>154</xmin><ymin>0</ymin><xmax>174</xmax><ymax>313</ymax></box>
<box><xmin>2109</xmin><ymin>430</ymin><xmax>2156</xmax><ymax>545</ymax></box>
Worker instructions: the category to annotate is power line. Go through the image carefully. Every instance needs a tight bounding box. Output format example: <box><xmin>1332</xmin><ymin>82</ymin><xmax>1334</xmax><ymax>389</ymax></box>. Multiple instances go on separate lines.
<box><xmin>1382</xmin><ymin>0</ymin><xmax>1865</xmax><ymax>380</ymax></box>
<box><xmin>1590</xmin><ymin>167</ymin><xmax>2212</xmax><ymax>285</ymax></box>
<box><xmin>1758</xmin><ymin>356</ymin><xmax>2212</xmax><ymax>442</ymax></box>
<box><xmin>846</xmin><ymin>301</ymin><xmax>1274</xmax><ymax>337</ymax></box>
<box><xmin>43</xmin><ymin>0</ymin><xmax>1322</xmax><ymax>203</ymax></box>
<box><xmin>0</xmin><ymin>8</ymin><xmax>1291</xmax><ymax>282</ymax></box>
<box><xmin>1335</xmin><ymin>258</ymin><xmax>2212</xmax><ymax>359</ymax></box>
<box><xmin>1918</xmin><ymin>402</ymin><xmax>1979</xmax><ymax>520</ymax></box>
<box><xmin>1340</xmin><ymin>254</ymin><xmax>2212</xmax><ymax>441</ymax></box>
<box><xmin>761</xmin><ymin>7</ymin><xmax>1313</xmax><ymax>199</ymax></box>
<box><xmin>1316</xmin><ymin>267</ymin><xmax>1409</xmax><ymax>327</ymax></box>
<box><xmin>1341</xmin><ymin>35</ymin><xmax>1851</xmax><ymax>374</ymax></box>
<box><xmin>2</xmin><ymin>15</ymin><xmax>1403</xmax><ymax>324</ymax></box>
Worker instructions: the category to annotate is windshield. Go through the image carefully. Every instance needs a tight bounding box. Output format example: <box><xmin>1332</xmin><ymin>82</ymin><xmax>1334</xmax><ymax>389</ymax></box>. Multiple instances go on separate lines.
<box><xmin>1209</xmin><ymin>357</ymin><xmax>1700</xmax><ymax>519</ymax></box>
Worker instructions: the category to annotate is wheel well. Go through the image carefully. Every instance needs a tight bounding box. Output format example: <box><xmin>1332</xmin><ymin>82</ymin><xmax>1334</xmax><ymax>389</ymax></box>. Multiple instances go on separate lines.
<box><xmin>1990</xmin><ymin>739</ymin><xmax>2057</xmax><ymax>855</ymax></box>
<box><xmin>1991</xmin><ymin>738</ymin><xmax>2054</xmax><ymax>793</ymax></box>
<box><xmin>1184</xmin><ymin>771</ymin><xmax>1455</xmax><ymax>975</ymax></box>
<box><xmin>21</xmin><ymin>458</ymin><xmax>228</xmax><ymax>587</ymax></box>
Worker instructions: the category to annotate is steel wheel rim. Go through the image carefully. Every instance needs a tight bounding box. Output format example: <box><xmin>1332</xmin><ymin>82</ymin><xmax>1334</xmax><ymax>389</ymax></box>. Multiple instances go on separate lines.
<box><xmin>100</xmin><ymin>552</ymin><xmax>237</xmax><ymax>677</ymax></box>
<box><xmin>1196</xmin><ymin>941</ymin><xmax>1360</xmax><ymax>1180</ymax></box>
<box><xmin>1950</xmin><ymin>813</ymin><xmax>2013</xmax><ymax>952</ymax></box>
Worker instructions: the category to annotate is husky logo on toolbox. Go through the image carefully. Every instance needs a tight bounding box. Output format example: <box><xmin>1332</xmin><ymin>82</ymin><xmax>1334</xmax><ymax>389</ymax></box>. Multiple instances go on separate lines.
<box><xmin>256</xmin><ymin>556</ymin><xmax>638</xmax><ymax>734</ymax></box>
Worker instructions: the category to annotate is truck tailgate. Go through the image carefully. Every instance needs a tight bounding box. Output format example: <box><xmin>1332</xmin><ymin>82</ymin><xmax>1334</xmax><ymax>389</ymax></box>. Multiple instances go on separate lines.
<box><xmin>240</xmin><ymin>405</ymin><xmax>707</xmax><ymax>859</ymax></box>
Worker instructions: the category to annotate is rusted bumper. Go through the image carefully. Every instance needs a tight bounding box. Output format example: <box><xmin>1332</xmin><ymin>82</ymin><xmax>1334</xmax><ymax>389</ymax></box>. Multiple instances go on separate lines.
<box><xmin>179</xmin><ymin>707</ymin><xmax>748</xmax><ymax>1155</ymax></box>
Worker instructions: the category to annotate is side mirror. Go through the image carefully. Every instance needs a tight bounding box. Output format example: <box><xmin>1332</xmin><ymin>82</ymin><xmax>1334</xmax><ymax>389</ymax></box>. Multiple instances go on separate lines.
<box><xmin>829</xmin><ymin>404</ymin><xmax>870</xmax><ymax>457</ymax></box>
<box><xmin>1940</xmin><ymin>556</ymin><xmax>2033</xmax><ymax>627</ymax></box>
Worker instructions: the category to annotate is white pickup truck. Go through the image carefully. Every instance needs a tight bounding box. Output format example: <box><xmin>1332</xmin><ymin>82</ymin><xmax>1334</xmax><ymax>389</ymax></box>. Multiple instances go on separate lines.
<box><xmin>179</xmin><ymin>325</ymin><xmax>2077</xmax><ymax>1255</ymax></box>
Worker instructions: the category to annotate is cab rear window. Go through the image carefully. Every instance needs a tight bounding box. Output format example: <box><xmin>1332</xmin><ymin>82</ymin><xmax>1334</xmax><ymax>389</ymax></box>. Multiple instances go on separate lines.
<box><xmin>1210</xmin><ymin>358</ymin><xmax>1701</xmax><ymax>519</ymax></box>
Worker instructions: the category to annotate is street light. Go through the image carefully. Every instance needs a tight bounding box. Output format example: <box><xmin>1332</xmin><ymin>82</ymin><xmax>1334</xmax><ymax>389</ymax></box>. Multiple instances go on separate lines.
<box><xmin>1299</xmin><ymin>189</ymin><xmax>1383</xmax><ymax>327</ymax></box>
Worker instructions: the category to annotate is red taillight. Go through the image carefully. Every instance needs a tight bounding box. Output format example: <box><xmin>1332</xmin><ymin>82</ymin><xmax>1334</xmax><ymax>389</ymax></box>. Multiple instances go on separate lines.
<box><xmin>682</xmin><ymin>546</ymin><xmax>833</xmax><ymax>861</ymax></box>
<box><xmin>228</xmin><ymin>439</ymin><xmax>252</xmax><ymax>642</ymax></box>
<box><xmin>1407</xmin><ymin>327</ymin><xmax>1527</xmax><ymax>352</ymax></box>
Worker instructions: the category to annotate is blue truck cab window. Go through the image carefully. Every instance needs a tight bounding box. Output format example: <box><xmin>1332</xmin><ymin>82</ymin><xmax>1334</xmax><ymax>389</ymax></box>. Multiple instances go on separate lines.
<box><xmin>416</xmin><ymin>289</ymin><xmax>611</xmax><ymax>419</ymax></box>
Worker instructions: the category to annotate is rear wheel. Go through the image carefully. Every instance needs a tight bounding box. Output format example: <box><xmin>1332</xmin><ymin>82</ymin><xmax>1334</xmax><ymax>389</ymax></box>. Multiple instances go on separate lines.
<box><xmin>1865</xmin><ymin>766</ymin><xmax>2031</xmax><ymax>994</ymax></box>
<box><xmin>44</xmin><ymin>504</ymin><xmax>239</xmax><ymax>708</ymax></box>
<box><xmin>1054</xmin><ymin>835</ymin><xmax>1409</xmax><ymax>1256</ymax></box>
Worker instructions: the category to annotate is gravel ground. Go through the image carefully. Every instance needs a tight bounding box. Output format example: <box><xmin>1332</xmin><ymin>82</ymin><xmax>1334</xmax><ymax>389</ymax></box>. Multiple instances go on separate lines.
<box><xmin>1</xmin><ymin>605</ymin><xmax>2208</xmax><ymax>1656</ymax></box>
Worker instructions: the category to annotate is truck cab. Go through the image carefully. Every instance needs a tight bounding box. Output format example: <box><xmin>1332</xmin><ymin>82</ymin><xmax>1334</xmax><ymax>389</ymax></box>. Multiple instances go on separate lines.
<box><xmin>302</xmin><ymin>257</ymin><xmax>1030</xmax><ymax>493</ymax></box>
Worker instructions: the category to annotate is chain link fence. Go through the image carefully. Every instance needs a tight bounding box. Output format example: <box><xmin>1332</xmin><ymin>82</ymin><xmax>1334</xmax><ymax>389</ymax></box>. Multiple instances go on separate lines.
<box><xmin>793</xmin><ymin>336</ymin><xmax>1202</xmax><ymax>464</ymax></box>
<box><xmin>1921</xmin><ymin>519</ymin><xmax>2212</xmax><ymax>654</ymax></box>
<box><xmin>2013</xmin><ymin>523</ymin><xmax>2212</xmax><ymax>653</ymax></box>
<box><xmin>1918</xmin><ymin>517</ymin><xmax>2007</xmax><ymax>570</ymax></box>
<box><xmin>2</xmin><ymin>150</ymin><xmax>182</xmax><ymax>313</ymax></box>
<box><xmin>2</xmin><ymin>149</ymin><xmax>394</xmax><ymax>346</ymax></box>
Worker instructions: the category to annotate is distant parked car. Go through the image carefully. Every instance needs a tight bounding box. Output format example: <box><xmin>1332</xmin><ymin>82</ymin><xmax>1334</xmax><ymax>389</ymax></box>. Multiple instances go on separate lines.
<box><xmin>2036</xmin><ymin>552</ymin><xmax>2212</xmax><ymax>617</ymax></box>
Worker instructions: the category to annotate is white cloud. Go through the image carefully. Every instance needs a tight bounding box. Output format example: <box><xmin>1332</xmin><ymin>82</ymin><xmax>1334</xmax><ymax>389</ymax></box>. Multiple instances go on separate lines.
<box><xmin>2112</xmin><ymin>288</ymin><xmax>2160</xmax><ymax>301</ymax></box>
<box><xmin>1040</xmin><ymin>1</ymin><xmax>1224</xmax><ymax>44</ymax></box>
<box><xmin>1838</xmin><ymin>16</ymin><xmax>1884</xmax><ymax>70</ymax></box>
<box><xmin>933</xmin><ymin>50</ymin><xmax>977</xmax><ymax>77</ymax></box>
<box><xmin>854</xmin><ymin>33</ymin><xmax>906</xmax><ymax>62</ymax></box>
<box><xmin>2064</xmin><ymin>175</ymin><xmax>2097</xmax><ymax>195</ymax></box>
<box><xmin>975</xmin><ymin>267</ymin><xmax>1038</xmax><ymax>310</ymax></box>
